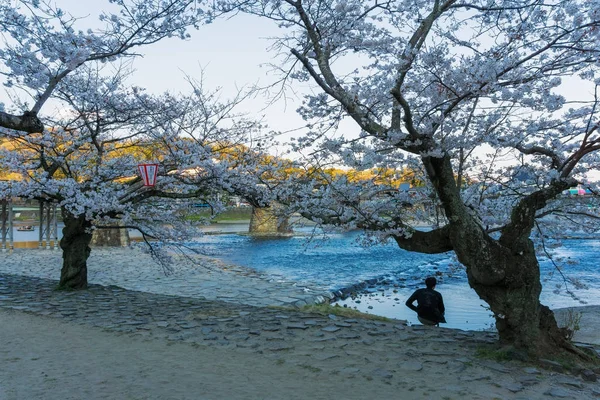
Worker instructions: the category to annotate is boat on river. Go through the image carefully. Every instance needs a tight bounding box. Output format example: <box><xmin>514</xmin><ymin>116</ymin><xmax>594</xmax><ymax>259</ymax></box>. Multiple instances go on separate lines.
<box><xmin>17</xmin><ymin>225</ymin><xmax>35</xmax><ymax>231</ymax></box>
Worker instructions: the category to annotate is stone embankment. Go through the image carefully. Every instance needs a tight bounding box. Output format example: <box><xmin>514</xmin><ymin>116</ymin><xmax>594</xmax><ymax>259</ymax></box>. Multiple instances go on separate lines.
<box><xmin>0</xmin><ymin>271</ymin><xmax>599</xmax><ymax>398</ymax></box>
<box><xmin>0</xmin><ymin>248</ymin><xmax>336</xmax><ymax>307</ymax></box>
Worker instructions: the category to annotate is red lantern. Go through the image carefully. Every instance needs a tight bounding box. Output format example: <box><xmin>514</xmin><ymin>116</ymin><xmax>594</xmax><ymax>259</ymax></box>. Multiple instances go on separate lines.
<box><xmin>138</xmin><ymin>163</ymin><xmax>159</xmax><ymax>187</ymax></box>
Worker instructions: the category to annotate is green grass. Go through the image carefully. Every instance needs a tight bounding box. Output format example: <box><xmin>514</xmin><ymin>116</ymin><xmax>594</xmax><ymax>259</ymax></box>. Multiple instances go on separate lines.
<box><xmin>299</xmin><ymin>303</ymin><xmax>393</xmax><ymax>322</ymax></box>
<box><xmin>185</xmin><ymin>207</ymin><xmax>252</xmax><ymax>222</ymax></box>
<box><xmin>475</xmin><ymin>346</ymin><xmax>513</xmax><ymax>362</ymax></box>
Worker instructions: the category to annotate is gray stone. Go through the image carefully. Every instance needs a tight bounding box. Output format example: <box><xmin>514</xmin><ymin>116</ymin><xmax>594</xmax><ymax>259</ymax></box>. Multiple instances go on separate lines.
<box><xmin>429</xmin><ymin>338</ymin><xmax>455</xmax><ymax>343</ymax></box>
<box><xmin>313</xmin><ymin>337</ymin><xmax>337</xmax><ymax>342</ymax></box>
<box><xmin>286</xmin><ymin>323</ymin><xmax>308</xmax><ymax>330</ymax></box>
<box><xmin>262</xmin><ymin>326</ymin><xmax>280</xmax><ymax>332</ymax></box>
<box><xmin>314</xmin><ymin>353</ymin><xmax>339</xmax><ymax>361</ymax></box>
<box><xmin>581</xmin><ymin>369</ymin><xmax>597</xmax><ymax>382</ymax></box>
<box><xmin>303</xmin><ymin>320</ymin><xmax>320</xmax><ymax>326</ymax></box>
<box><xmin>398</xmin><ymin>361</ymin><xmax>423</xmax><ymax>371</ymax></box>
<box><xmin>369</xmin><ymin>368</ymin><xmax>393</xmax><ymax>379</ymax></box>
<box><xmin>556</xmin><ymin>377</ymin><xmax>585</xmax><ymax>389</ymax></box>
<box><xmin>367</xmin><ymin>330</ymin><xmax>389</xmax><ymax>336</ymax></box>
<box><xmin>482</xmin><ymin>361</ymin><xmax>511</xmax><ymax>373</ymax></box>
<box><xmin>224</xmin><ymin>334</ymin><xmax>249</xmax><ymax>341</ymax></box>
<box><xmin>334</xmin><ymin>322</ymin><xmax>352</xmax><ymax>328</ymax></box>
<box><xmin>459</xmin><ymin>374</ymin><xmax>491</xmax><ymax>382</ymax></box>
<box><xmin>454</xmin><ymin>331</ymin><xmax>475</xmax><ymax>337</ymax></box>
<box><xmin>267</xmin><ymin>344</ymin><xmax>294</xmax><ymax>352</ymax></box>
<box><xmin>503</xmin><ymin>383</ymin><xmax>524</xmax><ymax>393</ymax></box>
<box><xmin>518</xmin><ymin>377</ymin><xmax>540</xmax><ymax>387</ymax></box>
<box><xmin>339</xmin><ymin>367</ymin><xmax>360</xmax><ymax>374</ymax></box>
<box><xmin>539</xmin><ymin>358</ymin><xmax>564</xmax><ymax>372</ymax></box>
<box><xmin>321</xmin><ymin>326</ymin><xmax>341</xmax><ymax>333</ymax></box>
<box><xmin>455</xmin><ymin>357</ymin><xmax>472</xmax><ymax>363</ymax></box>
<box><xmin>124</xmin><ymin>320</ymin><xmax>147</xmax><ymax>326</ymax></box>
<box><xmin>338</xmin><ymin>333</ymin><xmax>361</xmax><ymax>340</ymax></box>
<box><xmin>544</xmin><ymin>388</ymin><xmax>573</xmax><ymax>398</ymax></box>
<box><xmin>200</xmin><ymin>327</ymin><xmax>213</xmax><ymax>335</ymax></box>
<box><xmin>178</xmin><ymin>322</ymin><xmax>199</xmax><ymax>329</ymax></box>
<box><xmin>396</xmin><ymin>333</ymin><xmax>418</xmax><ymax>341</ymax></box>
<box><xmin>523</xmin><ymin>367</ymin><xmax>540</xmax><ymax>374</ymax></box>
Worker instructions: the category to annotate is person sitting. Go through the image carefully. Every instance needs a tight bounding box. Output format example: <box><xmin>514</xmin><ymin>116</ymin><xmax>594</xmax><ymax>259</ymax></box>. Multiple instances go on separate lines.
<box><xmin>405</xmin><ymin>277</ymin><xmax>446</xmax><ymax>326</ymax></box>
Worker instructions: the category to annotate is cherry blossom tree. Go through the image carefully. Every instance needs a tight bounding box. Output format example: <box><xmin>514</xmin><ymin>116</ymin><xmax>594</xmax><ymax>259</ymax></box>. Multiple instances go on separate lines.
<box><xmin>0</xmin><ymin>0</ymin><xmax>204</xmax><ymax>134</ymax></box>
<box><xmin>0</xmin><ymin>62</ymin><xmax>271</xmax><ymax>289</ymax></box>
<box><xmin>217</xmin><ymin>0</ymin><xmax>600</xmax><ymax>357</ymax></box>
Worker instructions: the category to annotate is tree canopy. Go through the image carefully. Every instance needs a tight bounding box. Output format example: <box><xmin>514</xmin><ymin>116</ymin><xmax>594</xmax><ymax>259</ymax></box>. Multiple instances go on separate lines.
<box><xmin>2</xmin><ymin>0</ymin><xmax>600</xmax><ymax>357</ymax></box>
<box><xmin>211</xmin><ymin>0</ymin><xmax>600</xmax><ymax>356</ymax></box>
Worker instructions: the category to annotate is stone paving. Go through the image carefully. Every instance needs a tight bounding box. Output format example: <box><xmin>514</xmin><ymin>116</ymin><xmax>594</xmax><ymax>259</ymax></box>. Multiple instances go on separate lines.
<box><xmin>1</xmin><ymin>272</ymin><xmax>599</xmax><ymax>399</ymax></box>
<box><xmin>0</xmin><ymin>248</ymin><xmax>336</xmax><ymax>307</ymax></box>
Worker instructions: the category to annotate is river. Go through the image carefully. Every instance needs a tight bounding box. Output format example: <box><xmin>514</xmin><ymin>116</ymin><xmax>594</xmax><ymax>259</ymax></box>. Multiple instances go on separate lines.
<box><xmin>9</xmin><ymin>222</ymin><xmax>600</xmax><ymax>330</ymax></box>
<box><xmin>187</xmin><ymin>225</ymin><xmax>600</xmax><ymax>331</ymax></box>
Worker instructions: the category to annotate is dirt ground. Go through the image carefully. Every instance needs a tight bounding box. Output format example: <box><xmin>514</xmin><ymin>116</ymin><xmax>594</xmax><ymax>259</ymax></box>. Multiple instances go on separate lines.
<box><xmin>1</xmin><ymin>308</ymin><xmax>599</xmax><ymax>400</ymax></box>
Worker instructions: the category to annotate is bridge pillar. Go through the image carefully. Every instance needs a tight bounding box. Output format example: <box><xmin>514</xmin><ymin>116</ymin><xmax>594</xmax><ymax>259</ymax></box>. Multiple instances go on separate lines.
<box><xmin>91</xmin><ymin>223</ymin><xmax>130</xmax><ymax>247</ymax></box>
<box><xmin>1</xmin><ymin>198</ymin><xmax>14</xmax><ymax>251</ymax></box>
<box><xmin>39</xmin><ymin>201</ymin><xmax>59</xmax><ymax>250</ymax></box>
<box><xmin>249</xmin><ymin>203</ymin><xmax>291</xmax><ymax>236</ymax></box>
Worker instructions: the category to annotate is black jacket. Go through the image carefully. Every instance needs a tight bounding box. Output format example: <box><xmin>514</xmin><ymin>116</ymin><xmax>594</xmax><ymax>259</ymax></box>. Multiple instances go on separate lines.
<box><xmin>405</xmin><ymin>288</ymin><xmax>446</xmax><ymax>323</ymax></box>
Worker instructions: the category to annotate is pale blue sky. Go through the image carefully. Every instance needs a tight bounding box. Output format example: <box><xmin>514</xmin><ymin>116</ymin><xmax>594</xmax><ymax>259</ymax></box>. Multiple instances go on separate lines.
<box><xmin>1</xmin><ymin>0</ymin><xmax>318</xmax><ymax>154</ymax></box>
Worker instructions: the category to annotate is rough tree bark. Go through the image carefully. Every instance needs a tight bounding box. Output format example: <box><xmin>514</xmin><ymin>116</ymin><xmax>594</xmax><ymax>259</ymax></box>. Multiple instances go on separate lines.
<box><xmin>58</xmin><ymin>212</ymin><xmax>92</xmax><ymax>289</ymax></box>
<box><xmin>0</xmin><ymin>111</ymin><xmax>44</xmax><ymax>134</ymax></box>
<box><xmin>454</xmin><ymin>225</ymin><xmax>569</xmax><ymax>356</ymax></box>
<box><xmin>394</xmin><ymin>155</ymin><xmax>575</xmax><ymax>357</ymax></box>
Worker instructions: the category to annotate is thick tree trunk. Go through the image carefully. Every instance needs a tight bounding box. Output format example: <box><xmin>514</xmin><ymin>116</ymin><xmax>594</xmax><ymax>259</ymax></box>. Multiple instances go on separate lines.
<box><xmin>418</xmin><ymin>155</ymin><xmax>574</xmax><ymax>357</ymax></box>
<box><xmin>464</xmin><ymin>241</ymin><xmax>568</xmax><ymax>355</ymax></box>
<box><xmin>58</xmin><ymin>213</ymin><xmax>92</xmax><ymax>290</ymax></box>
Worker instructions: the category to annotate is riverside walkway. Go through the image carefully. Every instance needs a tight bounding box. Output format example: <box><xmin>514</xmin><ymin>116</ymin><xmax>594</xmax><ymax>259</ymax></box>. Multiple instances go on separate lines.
<box><xmin>0</xmin><ymin>249</ymin><xmax>599</xmax><ymax>399</ymax></box>
<box><xmin>0</xmin><ymin>248</ymin><xmax>335</xmax><ymax>307</ymax></box>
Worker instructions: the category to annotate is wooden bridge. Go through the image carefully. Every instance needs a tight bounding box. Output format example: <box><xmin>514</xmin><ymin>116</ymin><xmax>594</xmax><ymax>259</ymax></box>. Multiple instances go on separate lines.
<box><xmin>1</xmin><ymin>200</ymin><xmax>60</xmax><ymax>251</ymax></box>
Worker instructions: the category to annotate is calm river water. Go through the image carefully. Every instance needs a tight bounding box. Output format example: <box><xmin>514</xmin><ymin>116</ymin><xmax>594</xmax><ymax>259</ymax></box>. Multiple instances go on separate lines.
<box><xmin>11</xmin><ymin>223</ymin><xmax>600</xmax><ymax>330</ymax></box>
<box><xmin>189</xmin><ymin>225</ymin><xmax>600</xmax><ymax>331</ymax></box>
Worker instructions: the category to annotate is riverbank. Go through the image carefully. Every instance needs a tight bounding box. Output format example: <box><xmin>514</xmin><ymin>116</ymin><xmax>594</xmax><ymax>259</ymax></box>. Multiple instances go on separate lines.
<box><xmin>2</xmin><ymin>246</ymin><xmax>598</xmax><ymax>333</ymax></box>
<box><xmin>0</xmin><ymin>247</ymin><xmax>335</xmax><ymax>308</ymax></box>
<box><xmin>0</xmin><ymin>273</ymin><xmax>599</xmax><ymax>399</ymax></box>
